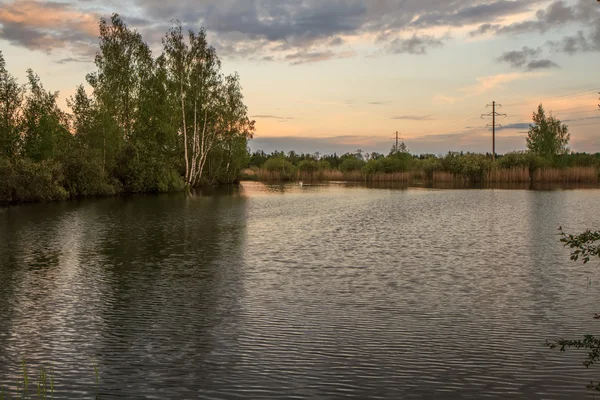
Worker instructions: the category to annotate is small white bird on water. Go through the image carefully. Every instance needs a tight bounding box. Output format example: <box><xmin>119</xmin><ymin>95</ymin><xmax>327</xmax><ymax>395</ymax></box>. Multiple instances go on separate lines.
<box><xmin>299</xmin><ymin>181</ymin><xmax>303</xmax><ymax>187</ymax></box>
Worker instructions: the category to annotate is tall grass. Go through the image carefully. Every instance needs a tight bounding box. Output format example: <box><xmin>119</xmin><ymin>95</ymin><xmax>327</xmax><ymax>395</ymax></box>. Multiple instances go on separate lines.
<box><xmin>249</xmin><ymin>166</ymin><xmax>600</xmax><ymax>185</ymax></box>
<box><xmin>0</xmin><ymin>359</ymin><xmax>54</xmax><ymax>400</ymax></box>
<box><xmin>532</xmin><ymin>167</ymin><xmax>599</xmax><ymax>183</ymax></box>
<box><xmin>0</xmin><ymin>359</ymin><xmax>101</xmax><ymax>400</ymax></box>
<box><xmin>486</xmin><ymin>167</ymin><xmax>531</xmax><ymax>183</ymax></box>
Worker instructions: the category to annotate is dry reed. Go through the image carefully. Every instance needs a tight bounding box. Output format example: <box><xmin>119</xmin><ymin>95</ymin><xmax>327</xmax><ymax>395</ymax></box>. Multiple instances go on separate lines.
<box><xmin>250</xmin><ymin>166</ymin><xmax>599</xmax><ymax>184</ymax></box>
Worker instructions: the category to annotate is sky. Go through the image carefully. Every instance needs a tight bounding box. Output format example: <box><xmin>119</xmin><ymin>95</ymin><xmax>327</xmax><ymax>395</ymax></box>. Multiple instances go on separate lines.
<box><xmin>0</xmin><ymin>0</ymin><xmax>599</xmax><ymax>156</ymax></box>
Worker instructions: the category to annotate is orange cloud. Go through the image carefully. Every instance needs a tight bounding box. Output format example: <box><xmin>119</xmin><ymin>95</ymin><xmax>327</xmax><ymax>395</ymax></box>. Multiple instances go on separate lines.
<box><xmin>0</xmin><ymin>1</ymin><xmax>98</xmax><ymax>52</ymax></box>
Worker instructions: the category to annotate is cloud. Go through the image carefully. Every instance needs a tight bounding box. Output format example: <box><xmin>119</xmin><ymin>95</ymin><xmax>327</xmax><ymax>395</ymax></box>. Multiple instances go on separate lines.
<box><xmin>54</xmin><ymin>57</ymin><xmax>93</xmax><ymax>64</ymax></box>
<box><xmin>384</xmin><ymin>34</ymin><xmax>445</xmax><ymax>55</ymax></box>
<box><xmin>471</xmin><ymin>0</ymin><xmax>600</xmax><ymax>56</ymax></box>
<box><xmin>469</xmin><ymin>23</ymin><xmax>502</xmax><ymax>37</ymax></box>
<box><xmin>526</xmin><ymin>59</ymin><xmax>560</xmax><ymax>70</ymax></box>
<box><xmin>435</xmin><ymin>71</ymin><xmax>550</xmax><ymax>104</ymax></box>
<box><xmin>251</xmin><ymin>115</ymin><xmax>294</xmax><ymax>120</ymax></box>
<box><xmin>463</xmin><ymin>72</ymin><xmax>534</xmax><ymax>96</ymax></box>
<box><xmin>3</xmin><ymin>0</ymin><xmax>594</xmax><ymax>65</ymax></box>
<box><xmin>496</xmin><ymin>47</ymin><xmax>540</xmax><ymax>68</ymax></box>
<box><xmin>0</xmin><ymin>1</ymin><xmax>98</xmax><ymax>54</ymax></box>
<box><xmin>284</xmin><ymin>50</ymin><xmax>355</xmax><ymax>65</ymax></box>
<box><xmin>496</xmin><ymin>46</ymin><xmax>560</xmax><ymax>71</ymax></box>
<box><xmin>497</xmin><ymin>122</ymin><xmax>531</xmax><ymax>130</ymax></box>
<box><xmin>391</xmin><ymin>115</ymin><xmax>435</xmax><ymax>121</ymax></box>
<box><xmin>410</xmin><ymin>0</ymin><xmax>536</xmax><ymax>28</ymax></box>
<box><xmin>123</xmin><ymin>0</ymin><xmax>543</xmax><ymax>62</ymax></box>
<box><xmin>548</xmin><ymin>26</ymin><xmax>600</xmax><ymax>55</ymax></box>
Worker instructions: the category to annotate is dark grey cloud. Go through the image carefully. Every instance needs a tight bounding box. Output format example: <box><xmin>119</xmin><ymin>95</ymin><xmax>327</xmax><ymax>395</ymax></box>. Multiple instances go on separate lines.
<box><xmin>526</xmin><ymin>59</ymin><xmax>560</xmax><ymax>70</ymax></box>
<box><xmin>284</xmin><ymin>50</ymin><xmax>355</xmax><ymax>65</ymax></box>
<box><xmin>54</xmin><ymin>57</ymin><xmax>94</xmax><ymax>64</ymax></box>
<box><xmin>496</xmin><ymin>46</ymin><xmax>540</xmax><ymax>68</ymax></box>
<box><xmin>472</xmin><ymin>0</ymin><xmax>585</xmax><ymax>36</ymax></box>
<box><xmin>3</xmin><ymin>0</ymin><xmax>592</xmax><ymax>64</ymax></box>
<box><xmin>411</xmin><ymin>0</ymin><xmax>536</xmax><ymax>28</ymax></box>
<box><xmin>469</xmin><ymin>23</ymin><xmax>502</xmax><ymax>37</ymax></box>
<box><xmin>327</xmin><ymin>37</ymin><xmax>345</xmax><ymax>46</ymax></box>
<box><xmin>496</xmin><ymin>46</ymin><xmax>560</xmax><ymax>71</ymax></box>
<box><xmin>391</xmin><ymin>115</ymin><xmax>435</xmax><ymax>121</ymax></box>
<box><xmin>497</xmin><ymin>122</ymin><xmax>530</xmax><ymax>130</ymax></box>
<box><xmin>385</xmin><ymin>34</ymin><xmax>444</xmax><ymax>55</ymax></box>
<box><xmin>548</xmin><ymin>25</ymin><xmax>600</xmax><ymax>55</ymax></box>
<box><xmin>472</xmin><ymin>0</ymin><xmax>600</xmax><ymax>56</ymax></box>
<box><xmin>126</xmin><ymin>0</ymin><xmax>542</xmax><ymax>61</ymax></box>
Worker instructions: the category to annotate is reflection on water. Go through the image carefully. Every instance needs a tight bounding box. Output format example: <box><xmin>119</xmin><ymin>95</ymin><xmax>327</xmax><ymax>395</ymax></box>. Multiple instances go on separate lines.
<box><xmin>1</xmin><ymin>183</ymin><xmax>600</xmax><ymax>399</ymax></box>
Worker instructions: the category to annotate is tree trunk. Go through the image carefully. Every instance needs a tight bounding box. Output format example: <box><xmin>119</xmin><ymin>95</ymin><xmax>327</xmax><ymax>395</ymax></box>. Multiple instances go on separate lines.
<box><xmin>180</xmin><ymin>81</ymin><xmax>189</xmax><ymax>184</ymax></box>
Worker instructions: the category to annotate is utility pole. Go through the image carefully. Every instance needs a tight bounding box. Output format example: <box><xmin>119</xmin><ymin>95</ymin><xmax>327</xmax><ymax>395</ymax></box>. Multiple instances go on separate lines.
<box><xmin>390</xmin><ymin>131</ymin><xmax>404</xmax><ymax>152</ymax></box>
<box><xmin>481</xmin><ymin>101</ymin><xmax>506</xmax><ymax>162</ymax></box>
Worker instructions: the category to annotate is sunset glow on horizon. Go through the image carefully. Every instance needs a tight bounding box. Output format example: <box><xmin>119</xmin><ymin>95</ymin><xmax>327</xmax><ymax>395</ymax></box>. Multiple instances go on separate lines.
<box><xmin>1</xmin><ymin>0</ymin><xmax>599</xmax><ymax>155</ymax></box>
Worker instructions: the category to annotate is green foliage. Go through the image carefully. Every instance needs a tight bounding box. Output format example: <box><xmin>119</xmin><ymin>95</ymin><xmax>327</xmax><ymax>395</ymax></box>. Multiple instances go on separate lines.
<box><xmin>0</xmin><ymin>157</ymin><xmax>67</xmax><ymax>204</ymax></box>
<box><xmin>263</xmin><ymin>157</ymin><xmax>297</xmax><ymax>180</ymax></box>
<box><xmin>547</xmin><ymin>228</ymin><xmax>600</xmax><ymax>391</ymax></box>
<box><xmin>0</xmin><ymin>51</ymin><xmax>23</xmax><ymax>158</ymax></box>
<box><xmin>559</xmin><ymin>228</ymin><xmax>600</xmax><ymax>264</ymax></box>
<box><xmin>440</xmin><ymin>152</ymin><xmax>493</xmax><ymax>181</ymax></box>
<box><xmin>0</xmin><ymin>15</ymin><xmax>253</xmax><ymax>204</ymax></box>
<box><xmin>58</xmin><ymin>148</ymin><xmax>116</xmax><ymax>197</ymax></box>
<box><xmin>317</xmin><ymin>160</ymin><xmax>332</xmax><ymax>170</ymax></box>
<box><xmin>298</xmin><ymin>159</ymin><xmax>318</xmax><ymax>173</ymax></box>
<box><xmin>249</xmin><ymin>150</ymin><xmax>268</xmax><ymax>168</ymax></box>
<box><xmin>363</xmin><ymin>152</ymin><xmax>412</xmax><ymax>174</ymax></box>
<box><xmin>526</xmin><ymin>104</ymin><xmax>570</xmax><ymax>158</ymax></box>
<box><xmin>339</xmin><ymin>156</ymin><xmax>365</xmax><ymax>172</ymax></box>
<box><xmin>21</xmin><ymin>70</ymin><xmax>71</xmax><ymax>162</ymax></box>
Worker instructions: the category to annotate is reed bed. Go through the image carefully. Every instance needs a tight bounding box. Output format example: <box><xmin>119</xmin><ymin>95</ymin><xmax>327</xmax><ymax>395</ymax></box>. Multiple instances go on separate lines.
<box><xmin>367</xmin><ymin>171</ymin><xmax>425</xmax><ymax>183</ymax></box>
<box><xmin>532</xmin><ymin>167</ymin><xmax>599</xmax><ymax>183</ymax></box>
<box><xmin>250</xmin><ymin>166</ymin><xmax>599</xmax><ymax>184</ymax></box>
<box><xmin>486</xmin><ymin>167</ymin><xmax>531</xmax><ymax>183</ymax></box>
<box><xmin>431</xmin><ymin>171</ymin><xmax>455</xmax><ymax>182</ymax></box>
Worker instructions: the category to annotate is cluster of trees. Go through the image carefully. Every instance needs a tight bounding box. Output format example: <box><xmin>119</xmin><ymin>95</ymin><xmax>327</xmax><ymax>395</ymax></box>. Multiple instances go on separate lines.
<box><xmin>0</xmin><ymin>15</ymin><xmax>254</xmax><ymax>204</ymax></box>
<box><xmin>249</xmin><ymin>104</ymin><xmax>599</xmax><ymax>182</ymax></box>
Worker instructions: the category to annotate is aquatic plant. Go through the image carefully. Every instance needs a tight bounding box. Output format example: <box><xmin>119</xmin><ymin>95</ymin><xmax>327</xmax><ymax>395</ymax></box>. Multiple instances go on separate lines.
<box><xmin>547</xmin><ymin>228</ymin><xmax>600</xmax><ymax>391</ymax></box>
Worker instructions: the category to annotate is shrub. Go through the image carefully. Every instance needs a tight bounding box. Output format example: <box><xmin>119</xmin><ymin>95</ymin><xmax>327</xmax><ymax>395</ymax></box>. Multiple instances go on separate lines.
<box><xmin>339</xmin><ymin>157</ymin><xmax>365</xmax><ymax>172</ymax></box>
<box><xmin>298</xmin><ymin>159</ymin><xmax>318</xmax><ymax>173</ymax></box>
<box><xmin>318</xmin><ymin>160</ymin><xmax>332</xmax><ymax>170</ymax></box>
<box><xmin>0</xmin><ymin>157</ymin><xmax>68</xmax><ymax>203</ymax></box>
<box><xmin>263</xmin><ymin>157</ymin><xmax>297</xmax><ymax>180</ymax></box>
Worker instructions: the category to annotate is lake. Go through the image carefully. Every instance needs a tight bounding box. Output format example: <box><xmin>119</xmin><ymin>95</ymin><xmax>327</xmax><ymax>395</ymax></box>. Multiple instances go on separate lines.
<box><xmin>1</xmin><ymin>182</ymin><xmax>600</xmax><ymax>399</ymax></box>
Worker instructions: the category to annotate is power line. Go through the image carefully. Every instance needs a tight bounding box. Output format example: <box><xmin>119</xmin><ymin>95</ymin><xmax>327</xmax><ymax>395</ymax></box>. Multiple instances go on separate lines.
<box><xmin>435</xmin><ymin>109</ymin><xmax>482</xmax><ymax>134</ymax></box>
<box><xmin>503</xmin><ymin>88</ymin><xmax>600</xmax><ymax>108</ymax></box>
<box><xmin>481</xmin><ymin>101</ymin><xmax>506</xmax><ymax>162</ymax></box>
<box><xmin>390</xmin><ymin>131</ymin><xmax>404</xmax><ymax>152</ymax></box>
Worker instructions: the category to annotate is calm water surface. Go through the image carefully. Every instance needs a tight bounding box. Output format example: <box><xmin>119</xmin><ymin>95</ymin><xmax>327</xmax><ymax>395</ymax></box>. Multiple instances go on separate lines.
<box><xmin>1</xmin><ymin>182</ymin><xmax>600</xmax><ymax>399</ymax></box>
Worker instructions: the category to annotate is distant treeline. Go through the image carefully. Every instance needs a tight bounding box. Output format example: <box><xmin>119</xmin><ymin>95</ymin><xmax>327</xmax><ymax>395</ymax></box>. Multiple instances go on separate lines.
<box><xmin>247</xmin><ymin>150</ymin><xmax>600</xmax><ymax>183</ymax></box>
<box><xmin>0</xmin><ymin>14</ymin><xmax>254</xmax><ymax>204</ymax></box>
<box><xmin>247</xmin><ymin>104</ymin><xmax>598</xmax><ymax>183</ymax></box>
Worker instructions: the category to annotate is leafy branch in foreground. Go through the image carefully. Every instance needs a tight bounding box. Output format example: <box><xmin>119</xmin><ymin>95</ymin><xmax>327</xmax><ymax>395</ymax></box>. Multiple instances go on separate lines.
<box><xmin>546</xmin><ymin>228</ymin><xmax>600</xmax><ymax>391</ymax></box>
<box><xmin>559</xmin><ymin>227</ymin><xmax>600</xmax><ymax>264</ymax></box>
